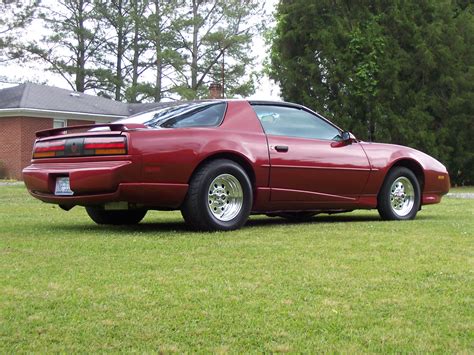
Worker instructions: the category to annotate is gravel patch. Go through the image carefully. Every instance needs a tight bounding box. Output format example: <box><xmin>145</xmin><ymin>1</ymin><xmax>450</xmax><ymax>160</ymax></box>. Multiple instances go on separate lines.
<box><xmin>446</xmin><ymin>193</ymin><xmax>474</xmax><ymax>199</ymax></box>
<box><xmin>0</xmin><ymin>181</ymin><xmax>24</xmax><ymax>186</ymax></box>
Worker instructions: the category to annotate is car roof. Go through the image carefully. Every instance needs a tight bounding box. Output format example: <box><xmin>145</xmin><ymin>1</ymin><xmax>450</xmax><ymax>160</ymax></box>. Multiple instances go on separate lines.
<box><xmin>129</xmin><ymin>99</ymin><xmax>303</xmax><ymax>117</ymax></box>
<box><xmin>247</xmin><ymin>100</ymin><xmax>305</xmax><ymax>110</ymax></box>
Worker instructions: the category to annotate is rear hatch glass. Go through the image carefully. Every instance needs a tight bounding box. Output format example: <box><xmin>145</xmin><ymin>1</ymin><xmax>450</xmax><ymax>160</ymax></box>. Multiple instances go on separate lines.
<box><xmin>118</xmin><ymin>101</ymin><xmax>226</xmax><ymax>128</ymax></box>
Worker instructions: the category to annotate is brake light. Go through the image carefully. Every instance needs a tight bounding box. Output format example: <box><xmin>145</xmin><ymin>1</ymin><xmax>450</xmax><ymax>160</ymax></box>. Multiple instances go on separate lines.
<box><xmin>84</xmin><ymin>137</ymin><xmax>127</xmax><ymax>155</ymax></box>
<box><xmin>33</xmin><ymin>140</ymin><xmax>66</xmax><ymax>158</ymax></box>
<box><xmin>32</xmin><ymin>136</ymin><xmax>127</xmax><ymax>159</ymax></box>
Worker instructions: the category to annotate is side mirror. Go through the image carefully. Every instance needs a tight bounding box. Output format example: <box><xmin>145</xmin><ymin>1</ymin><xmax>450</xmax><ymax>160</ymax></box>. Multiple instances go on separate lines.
<box><xmin>332</xmin><ymin>131</ymin><xmax>357</xmax><ymax>148</ymax></box>
<box><xmin>341</xmin><ymin>131</ymin><xmax>357</xmax><ymax>143</ymax></box>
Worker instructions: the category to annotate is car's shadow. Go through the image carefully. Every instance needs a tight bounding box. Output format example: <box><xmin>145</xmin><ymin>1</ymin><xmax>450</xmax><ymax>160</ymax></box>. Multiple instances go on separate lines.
<box><xmin>57</xmin><ymin>212</ymin><xmax>434</xmax><ymax>235</ymax></box>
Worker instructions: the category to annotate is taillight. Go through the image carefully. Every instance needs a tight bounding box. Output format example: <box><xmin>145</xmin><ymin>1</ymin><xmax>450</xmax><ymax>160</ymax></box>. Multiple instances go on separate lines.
<box><xmin>33</xmin><ymin>140</ymin><xmax>66</xmax><ymax>158</ymax></box>
<box><xmin>83</xmin><ymin>137</ymin><xmax>127</xmax><ymax>155</ymax></box>
<box><xmin>33</xmin><ymin>136</ymin><xmax>127</xmax><ymax>159</ymax></box>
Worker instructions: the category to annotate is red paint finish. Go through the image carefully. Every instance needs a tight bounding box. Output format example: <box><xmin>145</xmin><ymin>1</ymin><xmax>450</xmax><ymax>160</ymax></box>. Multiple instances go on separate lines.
<box><xmin>22</xmin><ymin>100</ymin><xmax>449</xmax><ymax>215</ymax></box>
<box><xmin>360</xmin><ymin>142</ymin><xmax>450</xmax><ymax>199</ymax></box>
<box><xmin>266</xmin><ymin>136</ymin><xmax>370</xmax><ymax>203</ymax></box>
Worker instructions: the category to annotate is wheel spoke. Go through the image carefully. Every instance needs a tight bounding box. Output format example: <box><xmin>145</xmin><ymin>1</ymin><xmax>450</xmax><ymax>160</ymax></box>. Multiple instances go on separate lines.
<box><xmin>389</xmin><ymin>176</ymin><xmax>415</xmax><ymax>217</ymax></box>
<box><xmin>207</xmin><ymin>174</ymin><xmax>243</xmax><ymax>222</ymax></box>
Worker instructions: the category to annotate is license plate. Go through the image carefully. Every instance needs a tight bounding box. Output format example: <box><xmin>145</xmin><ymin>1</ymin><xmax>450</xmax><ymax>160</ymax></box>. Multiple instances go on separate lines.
<box><xmin>55</xmin><ymin>177</ymin><xmax>74</xmax><ymax>196</ymax></box>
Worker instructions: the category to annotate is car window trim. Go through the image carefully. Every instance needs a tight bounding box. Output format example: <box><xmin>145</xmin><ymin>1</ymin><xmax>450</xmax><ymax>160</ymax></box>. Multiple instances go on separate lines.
<box><xmin>250</xmin><ymin>102</ymin><xmax>342</xmax><ymax>141</ymax></box>
<box><xmin>148</xmin><ymin>102</ymin><xmax>227</xmax><ymax>129</ymax></box>
<box><xmin>249</xmin><ymin>101</ymin><xmax>343</xmax><ymax>132</ymax></box>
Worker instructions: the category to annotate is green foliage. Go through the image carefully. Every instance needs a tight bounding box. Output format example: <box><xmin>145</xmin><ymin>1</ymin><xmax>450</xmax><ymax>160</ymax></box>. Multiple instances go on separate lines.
<box><xmin>0</xmin><ymin>0</ymin><xmax>39</xmax><ymax>78</ymax></box>
<box><xmin>20</xmin><ymin>0</ymin><xmax>104</xmax><ymax>92</ymax></box>
<box><xmin>4</xmin><ymin>0</ymin><xmax>264</xmax><ymax>101</ymax></box>
<box><xmin>168</xmin><ymin>0</ymin><xmax>265</xmax><ymax>99</ymax></box>
<box><xmin>269</xmin><ymin>0</ymin><xmax>474</xmax><ymax>184</ymax></box>
<box><xmin>1</xmin><ymin>185</ymin><xmax>473</xmax><ymax>352</ymax></box>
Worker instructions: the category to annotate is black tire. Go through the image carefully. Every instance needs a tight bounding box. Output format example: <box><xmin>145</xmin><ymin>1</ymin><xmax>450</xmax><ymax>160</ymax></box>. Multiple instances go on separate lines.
<box><xmin>273</xmin><ymin>211</ymin><xmax>316</xmax><ymax>221</ymax></box>
<box><xmin>85</xmin><ymin>206</ymin><xmax>147</xmax><ymax>225</ymax></box>
<box><xmin>377</xmin><ymin>167</ymin><xmax>421</xmax><ymax>220</ymax></box>
<box><xmin>181</xmin><ymin>159</ymin><xmax>253</xmax><ymax>231</ymax></box>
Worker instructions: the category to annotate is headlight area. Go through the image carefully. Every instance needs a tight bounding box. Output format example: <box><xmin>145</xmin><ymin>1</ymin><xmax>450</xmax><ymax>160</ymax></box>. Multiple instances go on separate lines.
<box><xmin>33</xmin><ymin>136</ymin><xmax>127</xmax><ymax>159</ymax></box>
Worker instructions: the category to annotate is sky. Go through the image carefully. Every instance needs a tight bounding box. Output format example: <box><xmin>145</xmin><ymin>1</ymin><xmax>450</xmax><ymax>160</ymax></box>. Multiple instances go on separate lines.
<box><xmin>248</xmin><ymin>0</ymin><xmax>281</xmax><ymax>100</ymax></box>
<box><xmin>0</xmin><ymin>0</ymin><xmax>281</xmax><ymax>100</ymax></box>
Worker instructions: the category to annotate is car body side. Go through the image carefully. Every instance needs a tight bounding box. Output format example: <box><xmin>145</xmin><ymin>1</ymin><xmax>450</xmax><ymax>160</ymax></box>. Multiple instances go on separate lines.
<box><xmin>22</xmin><ymin>100</ymin><xmax>450</xmax><ymax>213</ymax></box>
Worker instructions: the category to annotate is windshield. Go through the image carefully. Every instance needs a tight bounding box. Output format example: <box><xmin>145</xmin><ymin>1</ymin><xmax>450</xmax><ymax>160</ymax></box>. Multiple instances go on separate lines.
<box><xmin>117</xmin><ymin>101</ymin><xmax>226</xmax><ymax>128</ymax></box>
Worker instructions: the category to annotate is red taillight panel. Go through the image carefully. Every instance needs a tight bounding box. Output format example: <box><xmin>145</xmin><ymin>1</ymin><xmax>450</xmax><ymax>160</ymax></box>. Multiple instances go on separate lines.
<box><xmin>35</xmin><ymin>140</ymin><xmax>66</xmax><ymax>152</ymax></box>
<box><xmin>83</xmin><ymin>137</ymin><xmax>127</xmax><ymax>155</ymax></box>
<box><xmin>33</xmin><ymin>140</ymin><xmax>66</xmax><ymax>158</ymax></box>
<box><xmin>33</xmin><ymin>136</ymin><xmax>127</xmax><ymax>159</ymax></box>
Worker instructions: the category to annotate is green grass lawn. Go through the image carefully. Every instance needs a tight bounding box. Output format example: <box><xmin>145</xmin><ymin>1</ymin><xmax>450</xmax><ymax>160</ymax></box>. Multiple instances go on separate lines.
<box><xmin>1</xmin><ymin>185</ymin><xmax>473</xmax><ymax>352</ymax></box>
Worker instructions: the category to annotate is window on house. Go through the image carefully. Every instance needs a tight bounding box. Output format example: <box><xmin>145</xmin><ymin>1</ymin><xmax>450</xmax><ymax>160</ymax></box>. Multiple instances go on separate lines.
<box><xmin>53</xmin><ymin>119</ymin><xmax>67</xmax><ymax>128</ymax></box>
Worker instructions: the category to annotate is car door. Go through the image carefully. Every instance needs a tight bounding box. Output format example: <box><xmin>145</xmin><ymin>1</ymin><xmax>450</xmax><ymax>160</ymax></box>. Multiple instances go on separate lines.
<box><xmin>252</xmin><ymin>104</ymin><xmax>371</xmax><ymax>203</ymax></box>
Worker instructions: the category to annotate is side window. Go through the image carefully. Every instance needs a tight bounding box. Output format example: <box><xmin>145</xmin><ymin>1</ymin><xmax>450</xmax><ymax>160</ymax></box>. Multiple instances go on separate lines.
<box><xmin>160</xmin><ymin>102</ymin><xmax>226</xmax><ymax>128</ymax></box>
<box><xmin>252</xmin><ymin>105</ymin><xmax>340</xmax><ymax>141</ymax></box>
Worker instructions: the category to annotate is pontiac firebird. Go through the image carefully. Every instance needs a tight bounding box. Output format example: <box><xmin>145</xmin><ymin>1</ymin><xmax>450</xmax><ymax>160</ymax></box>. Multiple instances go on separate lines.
<box><xmin>22</xmin><ymin>100</ymin><xmax>450</xmax><ymax>231</ymax></box>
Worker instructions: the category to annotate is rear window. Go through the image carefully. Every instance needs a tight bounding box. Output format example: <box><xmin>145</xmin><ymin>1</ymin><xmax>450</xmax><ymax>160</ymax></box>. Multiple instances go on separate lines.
<box><xmin>120</xmin><ymin>102</ymin><xmax>226</xmax><ymax>128</ymax></box>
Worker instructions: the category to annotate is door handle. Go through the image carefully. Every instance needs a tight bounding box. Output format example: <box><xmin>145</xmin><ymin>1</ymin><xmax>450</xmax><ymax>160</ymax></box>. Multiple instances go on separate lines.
<box><xmin>274</xmin><ymin>145</ymin><xmax>289</xmax><ymax>152</ymax></box>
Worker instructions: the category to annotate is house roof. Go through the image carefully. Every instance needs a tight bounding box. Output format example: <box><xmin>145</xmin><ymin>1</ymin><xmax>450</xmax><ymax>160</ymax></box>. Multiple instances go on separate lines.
<box><xmin>0</xmin><ymin>83</ymin><xmax>130</xmax><ymax>115</ymax></box>
<box><xmin>0</xmin><ymin>83</ymin><xmax>166</xmax><ymax>120</ymax></box>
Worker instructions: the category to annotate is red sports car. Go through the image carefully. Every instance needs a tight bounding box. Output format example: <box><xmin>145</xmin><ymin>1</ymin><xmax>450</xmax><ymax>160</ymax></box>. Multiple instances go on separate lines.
<box><xmin>23</xmin><ymin>100</ymin><xmax>450</xmax><ymax>231</ymax></box>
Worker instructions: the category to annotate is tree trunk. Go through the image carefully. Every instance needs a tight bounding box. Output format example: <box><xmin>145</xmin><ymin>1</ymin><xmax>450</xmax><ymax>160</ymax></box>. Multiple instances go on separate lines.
<box><xmin>130</xmin><ymin>19</ymin><xmax>140</xmax><ymax>103</ymax></box>
<box><xmin>154</xmin><ymin>0</ymin><xmax>162</xmax><ymax>102</ymax></box>
<box><xmin>191</xmin><ymin>0</ymin><xmax>198</xmax><ymax>91</ymax></box>
<box><xmin>115</xmin><ymin>0</ymin><xmax>124</xmax><ymax>101</ymax></box>
<box><xmin>76</xmin><ymin>0</ymin><xmax>86</xmax><ymax>92</ymax></box>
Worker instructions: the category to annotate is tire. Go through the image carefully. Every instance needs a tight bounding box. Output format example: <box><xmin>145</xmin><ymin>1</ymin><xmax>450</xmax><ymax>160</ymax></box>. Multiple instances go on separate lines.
<box><xmin>181</xmin><ymin>159</ymin><xmax>253</xmax><ymax>231</ymax></box>
<box><xmin>377</xmin><ymin>167</ymin><xmax>421</xmax><ymax>220</ymax></box>
<box><xmin>85</xmin><ymin>206</ymin><xmax>147</xmax><ymax>225</ymax></box>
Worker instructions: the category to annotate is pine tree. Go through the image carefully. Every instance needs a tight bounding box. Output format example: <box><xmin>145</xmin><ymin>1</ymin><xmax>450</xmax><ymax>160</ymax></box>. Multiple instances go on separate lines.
<box><xmin>0</xmin><ymin>0</ymin><xmax>39</xmax><ymax>83</ymax></box>
<box><xmin>269</xmin><ymin>0</ymin><xmax>474</xmax><ymax>184</ymax></box>
<box><xmin>169</xmin><ymin>0</ymin><xmax>265</xmax><ymax>99</ymax></box>
<box><xmin>23</xmin><ymin>0</ymin><xmax>103</xmax><ymax>92</ymax></box>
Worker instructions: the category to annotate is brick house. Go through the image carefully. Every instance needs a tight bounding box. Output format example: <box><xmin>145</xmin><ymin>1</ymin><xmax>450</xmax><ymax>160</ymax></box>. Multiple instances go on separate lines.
<box><xmin>0</xmin><ymin>83</ymin><xmax>158</xmax><ymax>180</ymax></box>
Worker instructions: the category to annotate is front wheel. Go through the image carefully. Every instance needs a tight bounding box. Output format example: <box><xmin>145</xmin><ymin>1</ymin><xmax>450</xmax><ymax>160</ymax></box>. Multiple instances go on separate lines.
<box><xmin>181</xmin><ymin>159</ymin><xmax>253</xmax><ymax>231</ymax></box>
<box><xmin>377</xmin><ymin>167</ymin><xmax>421</xmax><ymax>220</ymax></box>
<box><xmin>85</xmin><ymin>207</ymin><xmax>147</xmax><ymax>225</ymax></box>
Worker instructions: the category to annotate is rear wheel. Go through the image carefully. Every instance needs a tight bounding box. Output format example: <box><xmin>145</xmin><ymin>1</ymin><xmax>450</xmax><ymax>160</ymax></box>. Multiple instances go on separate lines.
<box><xmin>181</xmin><ymin>159</ymin><xmax>253</xmax><ymax>231</ymax></box>
<box><xmin>85</xmin><ymin>207</ymin><xmax>147</xmax><ymax>225</ymax></box>
<box><xmin>377</xmin><ymin>167</ymin><xmax>420</xmax><ymax>220</ymax></box>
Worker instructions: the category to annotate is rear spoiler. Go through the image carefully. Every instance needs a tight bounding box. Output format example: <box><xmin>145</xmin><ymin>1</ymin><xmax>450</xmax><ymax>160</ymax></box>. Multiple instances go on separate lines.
<box><xmin>36</xmin><ymin>123</ymin><xmax>146</xmax><ymax>138</ymax></box>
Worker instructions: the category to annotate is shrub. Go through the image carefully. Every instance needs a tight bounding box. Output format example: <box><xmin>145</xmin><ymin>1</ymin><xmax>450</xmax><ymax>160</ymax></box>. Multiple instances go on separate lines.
<box><xmin>0</xmin><ymin>161</ymin><xmax>6</xmax><ymax>179</ymax></box>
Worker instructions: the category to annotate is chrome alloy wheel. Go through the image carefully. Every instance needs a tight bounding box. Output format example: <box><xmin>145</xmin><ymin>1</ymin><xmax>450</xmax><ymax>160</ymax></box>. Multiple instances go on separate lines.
<box><xmin>208</xmin><ymin>174</ymin><xmax>243</xmax><ymax>221</ymax></box>
<box><xmin>390</xmin><ymin>176</ymin><xmax>415</xmax><ymax>217</ymax></box>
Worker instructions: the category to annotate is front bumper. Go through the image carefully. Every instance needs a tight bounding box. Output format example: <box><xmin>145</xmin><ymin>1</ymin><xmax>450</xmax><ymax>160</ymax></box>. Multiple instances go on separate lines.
<box><xmin>422</xmin><ymin>170</ymin><xmax>450</xmax><ymax>205</ymax></box>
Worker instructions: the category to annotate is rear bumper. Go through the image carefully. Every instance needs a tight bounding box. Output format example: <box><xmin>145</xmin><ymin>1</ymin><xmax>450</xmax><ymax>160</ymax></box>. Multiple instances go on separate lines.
<box><xmin>22</xmin><ymin>160</ymin><xmax>188</xmax><ymax>208</ymax></box>
<box><xmin>27</xmin><ymin>183</ymin><xmax>188</xmax><ymax>208</ymax></box>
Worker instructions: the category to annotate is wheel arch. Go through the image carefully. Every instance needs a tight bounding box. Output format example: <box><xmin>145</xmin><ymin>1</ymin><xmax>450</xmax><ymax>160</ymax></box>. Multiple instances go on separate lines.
<box><xmin>189</xmin><ymin>152</ymin><xmax>256</xmax><ymax>189</ymax></box>
<box><xmin>384</xmin><ymin>158</ymin><xmax>425</xmax><ymax>193</ymax></box>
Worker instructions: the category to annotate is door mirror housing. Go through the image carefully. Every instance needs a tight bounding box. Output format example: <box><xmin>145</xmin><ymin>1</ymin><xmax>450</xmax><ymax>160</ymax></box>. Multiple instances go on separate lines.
<box><xmin>341</xmin><ymin>131</ymin><xmax>356</xmax><ymax>143</ymax></box>
<box><xmin>332</xmin><ymin>131</ymin><xmax>357</xmax><ymax>148</ymax></box>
